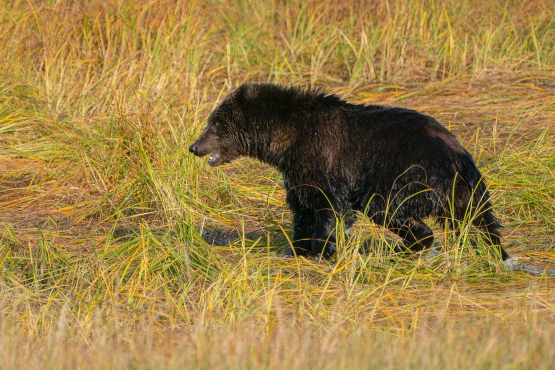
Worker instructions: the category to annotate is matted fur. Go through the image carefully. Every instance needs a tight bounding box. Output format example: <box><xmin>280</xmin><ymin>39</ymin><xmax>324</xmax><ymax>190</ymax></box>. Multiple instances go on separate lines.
<box><xmin>190</xmin><ymin>82</ymin><xmax>509</xmax><ymax>261</ymax></box>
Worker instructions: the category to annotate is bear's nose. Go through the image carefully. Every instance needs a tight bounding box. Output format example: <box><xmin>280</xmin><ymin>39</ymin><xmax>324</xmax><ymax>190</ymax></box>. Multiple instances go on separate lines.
<box><xmin>189</xmin><ymin>144</ymin><xmax>198</xmax><ymax>155</ymax></box>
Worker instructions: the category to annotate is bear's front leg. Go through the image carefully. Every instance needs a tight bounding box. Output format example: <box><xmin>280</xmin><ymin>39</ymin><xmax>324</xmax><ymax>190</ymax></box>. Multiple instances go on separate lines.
<box><xmin>289</xmin><ymin>211</ymin><xmax>314</xmax><ymax>257</ymax></box>
<box><xmin>284</xmin><ymin>184</ymin><xmax>315</xmax><ymax>257</ymax></box>
<box><xmin>311</xmin><ymin>210</ymin><xmax>337</xmax><ymax>259</ymax></box>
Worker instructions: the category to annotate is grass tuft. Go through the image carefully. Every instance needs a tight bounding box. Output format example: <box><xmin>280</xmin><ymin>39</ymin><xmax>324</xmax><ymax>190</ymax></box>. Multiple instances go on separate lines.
<box><xmin>0</xmin><ymin>1</ymin><xmax>554</xmax><ymax>368</ymax></box>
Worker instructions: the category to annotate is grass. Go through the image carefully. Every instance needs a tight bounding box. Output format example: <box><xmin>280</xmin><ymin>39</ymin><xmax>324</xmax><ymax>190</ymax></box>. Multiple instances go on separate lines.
<box><xmin>0</xmin><ymin>0</ymin><xmax>554</xmax><ymax>368</ymax></box>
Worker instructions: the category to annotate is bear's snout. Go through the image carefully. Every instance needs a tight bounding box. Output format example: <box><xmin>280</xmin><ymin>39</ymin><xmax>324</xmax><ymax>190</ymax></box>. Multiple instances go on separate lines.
<box><xmin>189</xmin><ymin>122</ymin><xmax>220</xmax><ymax>158</ymax></box>
<box><xmin>189</xmin><ymin>138</ymin><xmax>218</xmax><ymax>157</ymax></box>
<box><xmin>189</xmin><ymin>143</ymin><xmax>199</xmax><ymax>155</ymax></box>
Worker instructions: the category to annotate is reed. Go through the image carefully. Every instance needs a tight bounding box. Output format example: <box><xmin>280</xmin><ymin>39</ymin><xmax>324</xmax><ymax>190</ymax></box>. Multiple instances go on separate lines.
<box><xmin>0</xmin><ymin>1</ymin><xmax>554</xmax><ymax>368</ymax></box>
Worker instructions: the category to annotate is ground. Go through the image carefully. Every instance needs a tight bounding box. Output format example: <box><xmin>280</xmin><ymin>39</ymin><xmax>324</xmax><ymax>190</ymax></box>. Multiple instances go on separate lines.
<box><xmin>0</xmin><ymin>1</ymin><xmax>554</xmax><ymax>369</ymax></box>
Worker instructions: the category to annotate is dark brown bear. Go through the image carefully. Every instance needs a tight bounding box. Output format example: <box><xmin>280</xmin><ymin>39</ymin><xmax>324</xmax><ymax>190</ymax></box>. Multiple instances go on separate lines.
<box><xmin>189</xmin><ymin>82</ymin><xmax>511</xmax><ymax>263</ymax></box>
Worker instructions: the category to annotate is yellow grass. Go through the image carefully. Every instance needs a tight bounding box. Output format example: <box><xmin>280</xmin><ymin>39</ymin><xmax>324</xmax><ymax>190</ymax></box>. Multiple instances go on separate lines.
<box><xmin>1</xmin><ymin>0</ymin><xmax>554</xmax><ymax>368</ymax></box>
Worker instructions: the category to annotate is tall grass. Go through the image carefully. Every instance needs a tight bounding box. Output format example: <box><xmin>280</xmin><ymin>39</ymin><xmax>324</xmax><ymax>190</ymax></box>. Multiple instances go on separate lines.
<box><xmin>0</xmin><ymin>0</ymin><xmax>554</xmax><ymax>369</ymax></box>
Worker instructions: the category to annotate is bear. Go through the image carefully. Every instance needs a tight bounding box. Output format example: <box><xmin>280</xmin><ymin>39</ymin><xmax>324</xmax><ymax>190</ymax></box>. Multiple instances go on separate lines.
<box><xmin>189</xmin><ymin>82</ymin><xmax>512</xmax><ymax>264</ymax></box>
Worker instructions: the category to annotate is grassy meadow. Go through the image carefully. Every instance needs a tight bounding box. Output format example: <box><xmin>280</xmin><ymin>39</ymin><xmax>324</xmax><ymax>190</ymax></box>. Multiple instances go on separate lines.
<box><xmin>1</xmin><ymin>0</ymin><xmax>555</xmax><ymax>368</ymax></box>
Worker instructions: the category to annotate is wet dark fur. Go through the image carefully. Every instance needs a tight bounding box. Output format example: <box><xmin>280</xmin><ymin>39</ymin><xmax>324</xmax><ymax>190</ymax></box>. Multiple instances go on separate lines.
<box><xmin>189</xmin><ymin>82</ymin><xmax>510</xmax><ymax>261</ymax></box>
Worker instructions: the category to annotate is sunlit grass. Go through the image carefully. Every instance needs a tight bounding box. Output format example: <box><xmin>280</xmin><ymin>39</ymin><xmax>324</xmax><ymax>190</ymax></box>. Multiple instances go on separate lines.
<box><xmin>0</xmin><ymin>0</ymin><xmax>554</xmax><ymax>369</ymax></box>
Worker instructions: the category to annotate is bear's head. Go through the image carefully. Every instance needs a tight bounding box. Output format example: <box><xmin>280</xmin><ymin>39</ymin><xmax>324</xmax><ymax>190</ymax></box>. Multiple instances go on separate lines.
<box><xmin>189</xmin><ymin>82</ymin><xmax>290</xmax><ymax>167</ymax></box>
<box><xmin>188</xmin><ymin>86</ymin><xmax>244</xmax><ymax>167</ymax></box>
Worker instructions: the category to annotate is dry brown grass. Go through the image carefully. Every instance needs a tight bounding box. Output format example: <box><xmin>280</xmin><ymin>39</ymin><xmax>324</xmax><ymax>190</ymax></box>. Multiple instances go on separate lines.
<box><xmin>1</xmin><ymin>1</ymin><xmax>554</xmax><ymax>369</ymax></box>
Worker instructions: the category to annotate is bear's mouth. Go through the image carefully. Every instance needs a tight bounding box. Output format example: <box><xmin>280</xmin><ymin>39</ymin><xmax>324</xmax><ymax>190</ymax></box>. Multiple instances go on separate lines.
<box><xmin>208</xmin><ymin>149</ymin><xmax>222</xmax><ymax>167</ymax></box>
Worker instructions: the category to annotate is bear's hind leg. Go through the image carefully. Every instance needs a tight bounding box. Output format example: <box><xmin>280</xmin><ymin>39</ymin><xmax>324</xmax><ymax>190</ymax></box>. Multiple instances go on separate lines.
<box><xmin>389</xmin><ymin>219</ymin><xmax>434</xmax><ymax>253</ymax></box>
<box><xmin>472</xmin><ymin>211</ymin><xmax>509</xmax><ymax>261</ymax></box>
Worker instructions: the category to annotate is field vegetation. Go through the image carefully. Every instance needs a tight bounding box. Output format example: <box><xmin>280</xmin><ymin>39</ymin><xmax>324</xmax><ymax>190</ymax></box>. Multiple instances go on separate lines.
<box><xmin>1</xmin><ymin>0</ymin><xmax>554</xmax><ymax>368</ymax></box>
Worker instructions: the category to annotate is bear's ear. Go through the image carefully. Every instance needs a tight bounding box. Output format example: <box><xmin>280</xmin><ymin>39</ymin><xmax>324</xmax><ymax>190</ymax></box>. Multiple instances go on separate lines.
<box><xmin>233</xmin><ymin>84</ymin><xmax>252</xmax><ymax>107</ymax></box>
<box><xmin>242</xmin><ymin>83</ymin><xmax>261</xmax><ymax>100</ymax></box>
